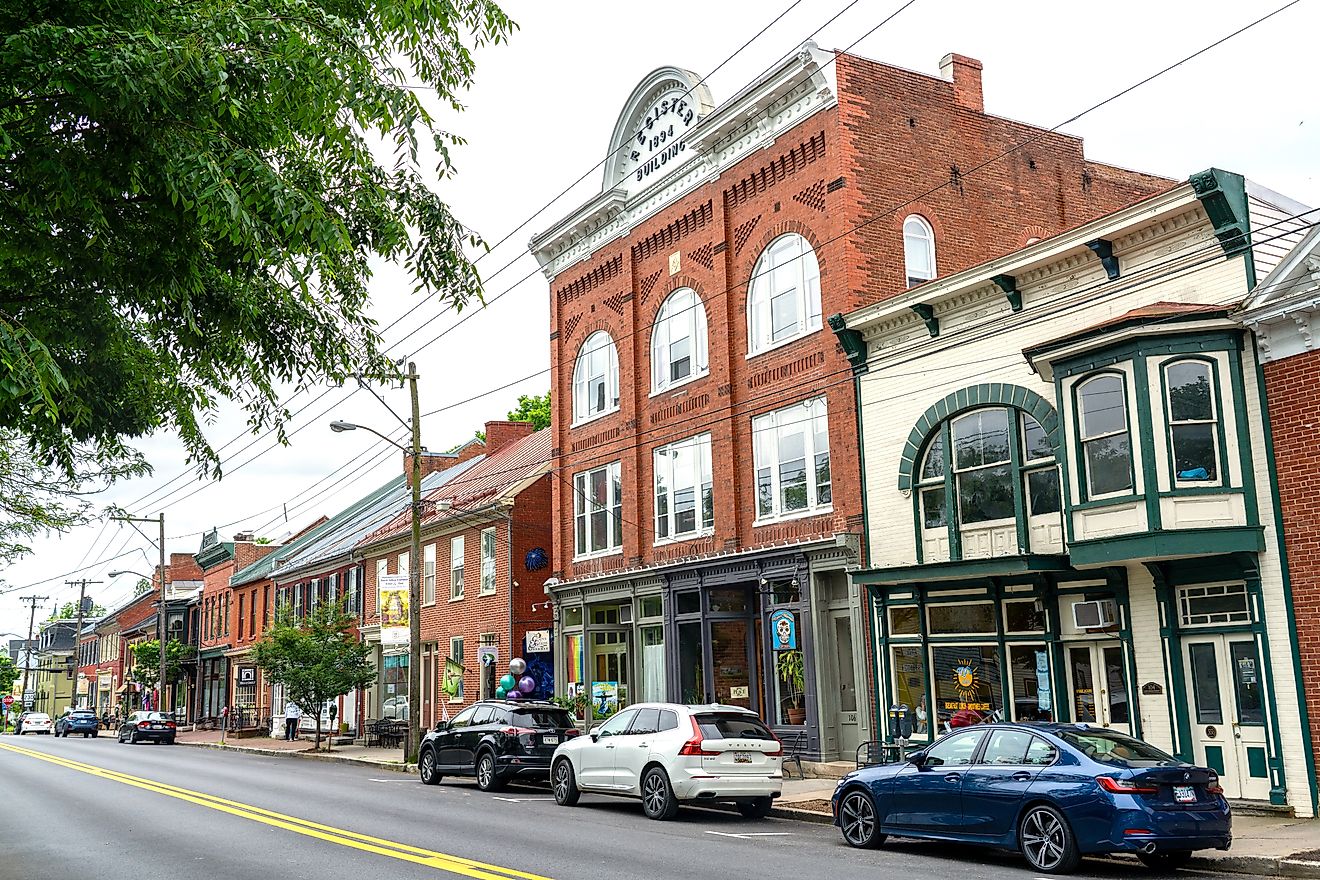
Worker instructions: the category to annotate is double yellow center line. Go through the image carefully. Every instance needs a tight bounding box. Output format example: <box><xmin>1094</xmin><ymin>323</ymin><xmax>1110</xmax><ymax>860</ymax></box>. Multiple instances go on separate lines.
<box><xmin>0</xmin><ymin>741</ymin><xmax>553</xmax><ymax>880</ymax></box>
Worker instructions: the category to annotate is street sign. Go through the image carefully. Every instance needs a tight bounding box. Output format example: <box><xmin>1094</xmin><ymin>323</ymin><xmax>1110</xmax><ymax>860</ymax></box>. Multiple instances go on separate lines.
<box><xmin>2</xmin><ymin>695</ymin><xmax>12</xmax><ymax>708</ymax></box>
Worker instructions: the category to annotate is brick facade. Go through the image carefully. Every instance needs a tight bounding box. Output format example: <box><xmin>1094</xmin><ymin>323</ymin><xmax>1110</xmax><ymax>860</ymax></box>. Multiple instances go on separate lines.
<box><xmin>1262</xmin><ymin>346</ymin><xmax>1320</xmax><ymax>779</ymax></box>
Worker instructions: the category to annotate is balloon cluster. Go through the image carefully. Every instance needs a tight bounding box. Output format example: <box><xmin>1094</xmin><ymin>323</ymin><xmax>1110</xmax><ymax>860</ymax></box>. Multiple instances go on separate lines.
<box><xmin>496</xmin><ymin>657</ymin><xmax>536</xmax><ymax>700</ymax></box>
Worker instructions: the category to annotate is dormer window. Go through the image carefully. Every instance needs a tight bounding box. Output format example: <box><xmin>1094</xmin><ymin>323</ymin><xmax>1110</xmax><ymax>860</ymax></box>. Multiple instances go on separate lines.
<box><xmin>1165</xmin><ymin>359</ymin><xmax>1219</xmax><ymax>483</ymax></box>
<box><xmin>1077</xmin><ymin>373</ymin><xmax>1133</xmax><ymax>498</ymax></box>
<box><xmin>903</xmin><ymin>215</ymin><xmax>936</xmax><ymax>287</ymax></box>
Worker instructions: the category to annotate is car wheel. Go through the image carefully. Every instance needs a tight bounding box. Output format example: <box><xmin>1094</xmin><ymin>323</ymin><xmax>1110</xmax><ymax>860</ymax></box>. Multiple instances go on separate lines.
<box><xmin>640</xmin><ymin>767</ymin><xmax>679</xmax><ymax>820</ymax></box>
<box><xmin>83</xmin><ymin>732</ymin><xmax>90</xmax><ymax>738</ymax></box>
<box><xmin>129</xmin><ymin>730</ymin><xmax>138</xmax><ymax>745</ymax></box>
<box><xmin>92</xmin><ymin>731</ymin><xmax>98</xmax><ymax>738</ymax></box>
<box><xmin>1138</xmin><ymin>850</ymin><xmax>1193</xmax><ymax>871</ymax></box>
<box><xmin>419</xmin><ymin>748</ymin><xmax>442</xmax><ymax>786</ymax></box>
<box><xmin>165</xmin><ymin>737</ymin><xmax>175</xmax><ymax>745</ymax></box>
<box><xmin>1019</xmin><ymin>804</ymin><xmax>1081</xmax><ymax>874</ymax></box>
<box><xmin>838</xmin><ymin>789</ymin><xmax>885</xmax><ymax>849</ymax></box>
<box><xmin>552</xmin><ymin>758</ymin><xmax>580</xmax><ymax>806</ymax></box>
<box><xmin>475</xmin><ymin>752</ymin><xmax>504</xmax><ymax>792</ymax></box>
<box><xmin>737</xmin><ymin>797</ymin><xmax>774</xmax><ymax>819</ymax></box>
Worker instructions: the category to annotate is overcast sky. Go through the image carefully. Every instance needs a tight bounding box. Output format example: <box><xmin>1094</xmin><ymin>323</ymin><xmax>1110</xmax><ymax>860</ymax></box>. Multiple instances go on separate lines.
<box><xmin>3</xmin><ymin>0</ymin><xmax>1316</xmax><ymax>636</ymax></box>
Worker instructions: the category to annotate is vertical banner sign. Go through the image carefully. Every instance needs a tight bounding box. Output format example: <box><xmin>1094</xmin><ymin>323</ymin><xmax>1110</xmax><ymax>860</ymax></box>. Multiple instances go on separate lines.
<box><xmin>769</xmin><ymin>609</ymin><xmax>798</xmax><ymax>651</ymax></box>
<box><xmin>378</xmin><ymin>574</ymin><xmax>410</xmax><ymax>646</ymax></box>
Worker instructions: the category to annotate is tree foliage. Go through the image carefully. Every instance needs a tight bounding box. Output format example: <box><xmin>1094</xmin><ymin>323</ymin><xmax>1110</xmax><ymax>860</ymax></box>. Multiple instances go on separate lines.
<box><xmin>252</xmin><ymin>600</ymin><xmax>374</xmax><ymax>750</ymax></box>
<box><xmin>0</xmin><ymin>654</ymin><xmax>18</xmax><ymax>698</ymax></box>
<box><xmin>507</xmin><ymin>391</ymin><xmax>550</xmax><ymax>431</ymax></box>
<box><xmin>50</xmin><ymin>600</ymin><xmax>107</xmax><ymax>620</ymax></box>
<box><xmin>0</xmin><ymin>0</ymin><xmax>515</xmax><ymax>480</ymax></box>
<box><xmin>128</xmin><ymin>638</ymin><xmax>196</xmax><ymax>688</ymax></box>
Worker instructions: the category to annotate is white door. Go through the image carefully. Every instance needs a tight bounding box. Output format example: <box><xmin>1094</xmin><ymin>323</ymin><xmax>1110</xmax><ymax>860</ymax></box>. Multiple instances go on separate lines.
<box><xmin>1063</xmin><ymin>642</ymin><xmax>1131</xmax><ymax>734</ymax></box>
<box><xmin>1184</xmin><ymin>635</ymin><xmax>1270</xmax><ymax>801</ymax></box>
<box><xmin>830</xmin><ymin>611</ymin><xmax>861</xmax><ymax>759</ymax></box>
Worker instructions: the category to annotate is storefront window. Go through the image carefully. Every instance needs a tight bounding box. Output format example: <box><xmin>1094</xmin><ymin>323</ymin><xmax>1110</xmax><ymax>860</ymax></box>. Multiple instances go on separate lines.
<box><xmin>889</xmin><ymin>606</ymin><xmax>920</xmax><ymax>636</ymax></box>
<box><xmin>564</xmin><ymin>633</ymin><xmax>582</xmax><ymax>693</ymax></box>
<box><xmin>771</xmin><ymin>581</ymin><xmax>801</xmax><ymax>605</ymax></box>
<box><xmin>890</xmin><ymin>646</ymin><xmax>929</xmax><ymax>737</ymax></box>
<box><xmin>774</xmin><ymin>648</ymin><xmax>806</xmax><ymax>726</ymax></box>
<box><xmin>676</xmin><ymin>592</ymin><xmax>700</xmax><ymax>615</ymax></box>
<box><xmin>708</xmin><ymin>589</ymin><xmax>748</xmax><ymax>613</ymax></box>
<box><xmin>382</xmin><ymin>654</ymin><xmax>409</xmax><ymax>720</ymax></box>
<box><xmin>711</xmin><ymin>620</ymin><xmax>752</xmax><ymax>708</ymax></box>
<box><xmin>640</xmin><ymin>596</ymin><xmax>663</xmax><ymax>619</ymax></box>
<box><xmin>678</xmin><ymin>623</ymin><xmax>705</xmax><ymax>704</ymax></box>
<box><xmin>640</xmin><ymin>626</ymin><xmax>665</xmax><ymax>703</ymax></box>
<box><xmin>928</xmin><ymin>602</ymin><xmax>996</xmax><ymax>635</ymax></box>
<box><xmin>1004</xmin><ymin>599</ymin><xmax>1046</xmax><ymax>633</ymax></box>
<box><xmin>1009</xmin><ymin>644</ymin><xmax>1053</xmax><ymax>721</ymax></box>
<box><xmin>562</xmin><ymin>607</ymin><xmax>583</xmax><ymax>627</ymax></box>
<box><xmin>931</xmin><ymin>645</ymin><xmax>1002</xmax><ymax>729</ymax></box>
<box><xmin>1068</xmin><ymin>646</ymin><xmax>1097</xmax><ymax>723</ymax></box>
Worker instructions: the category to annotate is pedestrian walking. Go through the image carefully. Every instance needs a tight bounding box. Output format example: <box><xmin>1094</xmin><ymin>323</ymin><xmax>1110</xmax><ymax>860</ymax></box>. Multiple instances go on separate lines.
<box><xmin>284</xmin><ymin>700</ymin><xmax>301</xmax><ymax>741</ymax></box>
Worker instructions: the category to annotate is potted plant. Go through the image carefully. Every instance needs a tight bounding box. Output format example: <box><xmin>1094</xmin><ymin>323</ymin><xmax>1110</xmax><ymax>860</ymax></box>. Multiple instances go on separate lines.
<box><xmin>777</xmin><ymin>650</ymin><xmax>806</xmax><ymax>725</ymax></box>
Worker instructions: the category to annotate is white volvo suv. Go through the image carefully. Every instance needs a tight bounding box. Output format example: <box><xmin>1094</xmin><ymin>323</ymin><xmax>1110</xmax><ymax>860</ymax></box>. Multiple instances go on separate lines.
<box><xmin>550</xmin><ymin>703</ymin><xmax>783</xmax><ymax>820</ymax></box>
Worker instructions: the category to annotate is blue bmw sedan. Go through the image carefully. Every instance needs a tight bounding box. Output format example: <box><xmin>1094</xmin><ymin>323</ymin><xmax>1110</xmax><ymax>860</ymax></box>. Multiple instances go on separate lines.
<box><xmin>831</xmin><ymin>723</ymin><xmax>1231</xmax><ymax>874</ymax></box>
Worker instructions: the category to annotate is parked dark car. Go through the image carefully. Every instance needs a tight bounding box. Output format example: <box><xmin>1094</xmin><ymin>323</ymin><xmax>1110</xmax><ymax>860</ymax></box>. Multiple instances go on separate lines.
<box><xmin>55</xmin><ymin>710</ymin><xmax>101</xmax><ymax>738</ymax></box>
<box><xmin>832</xmin><ymin>723</ymin><xmax>1231</xmax><ymax>875</ymax></box>
<box><xmin>117</xmin><ymin>711</ymin><xmax>177</xmax><ymax>745</ymax></box>
<box><xmin>418</xmin><ymin>700</ymin><xmax>579</xmax><ymax>791</ymax></box>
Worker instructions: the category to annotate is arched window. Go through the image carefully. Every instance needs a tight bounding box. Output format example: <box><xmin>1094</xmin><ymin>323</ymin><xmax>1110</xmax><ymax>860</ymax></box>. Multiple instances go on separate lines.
<box><xmin>651</xmin><ymin>287</ymin><xmax>708</xmax><ymax>392</ymax></box>
<box><xmin>1076</xmin><ymin>373</ymin><xmax>1133</xmax><ymax>497</ymax></box>
<box><xmin>915</xmin><ymin>407</ymin><xmax>1061</xmax><ymax>556</ymax></box>
<box><xmin>747</xmin><ymin>233</ymin><xmax>822</xmax><ymax>355</ymax></box>
<box><xmin>1164</xmin><ymin>359</ymin><xmax>1219</xmax><ymax>483</ymax></box>
<box><xmin>572</xmin><ymin>331</ymin><xmax>619</xmax><ymax>424</ymax></box>
<box><xmin>903</xmin><ymin>215</ymin><xmax>936</xmax><ymax>287</ymax></box>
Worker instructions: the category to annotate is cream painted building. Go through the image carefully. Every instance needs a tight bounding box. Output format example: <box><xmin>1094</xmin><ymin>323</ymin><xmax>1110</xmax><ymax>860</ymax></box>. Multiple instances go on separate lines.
<box><xmin>832</xmin><ymin>169</ymin><xmax>1316</xmax><ymax>816</ymax></box>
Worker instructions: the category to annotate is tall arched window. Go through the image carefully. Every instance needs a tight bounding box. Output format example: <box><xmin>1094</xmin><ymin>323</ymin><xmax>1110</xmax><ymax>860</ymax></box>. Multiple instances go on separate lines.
<box><xmin>903</xmin><ymin>215</ymin><xmax>936</xmax><ymax>287</ymax></box>
<box><xmin>651</xmin><ymin>287</ymin><xmax>708</xmax><ymax>392</ymax></box>
<box><xmin>747</xmin><ymin>233</ymin><xmax>822</xmax><ymax>355</ymax></box>
<box><xmin>1077</xmin><ymin>373</ymin><xmax>1133</xmax><ymax>497</ymax></box>
<box><xmin>1164</xmin><ymin>359</ymin><xmax>1220</xmax><ymax>483</ymax></box>
<box><xmin>572</xmin><ymin>331</ymin><xmax>619</xmax><ymax>425</ymax></box>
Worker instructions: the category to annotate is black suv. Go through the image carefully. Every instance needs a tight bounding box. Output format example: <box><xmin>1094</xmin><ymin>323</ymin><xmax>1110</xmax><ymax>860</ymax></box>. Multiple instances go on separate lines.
<box><xmin>418</xmin><ymin>700</ymin><xmax>578</xmax><ymax>791</ymax></box>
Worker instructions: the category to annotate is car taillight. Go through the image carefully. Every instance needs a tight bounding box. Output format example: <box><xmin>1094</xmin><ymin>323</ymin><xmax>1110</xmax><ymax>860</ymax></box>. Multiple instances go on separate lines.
<box><xmin>499</xmin><ymin>727</ymin><xmax>535</xmax><ymax>736</ymax></box>
<box><xmin>165</xmin><ymin>722</ymin><xmax>176</xmax><ymax>728</ymax></box>
<box><xmin>565</xmin><ymin>729</ymin><xmax>580</xmax><ymax>738</ymax></box>
<box><xmin>1097</xmin><ymin>776</ymin><xmax>1159</xmax><ymax>795</ymax></box>
<box><xmin>763</xmin><ymin>731</ymin><xmax>783</xmax><ymax>757</ymax></box>
<box><xmin>677</xmin><ymin>716</ymin><xmax>718</xmax><ymax>757</ymax></box>
<box><xmin>1206</xmin><ymin>775</ymin><xmax>1224</xmax><ymax>795</ymax></box>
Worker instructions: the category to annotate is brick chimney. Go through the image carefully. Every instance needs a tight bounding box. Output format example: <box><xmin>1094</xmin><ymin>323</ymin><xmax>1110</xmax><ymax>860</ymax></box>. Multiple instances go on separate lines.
<box><xmin>403</xmin><ymin>442</ymin><xmax>485</xmax><ymax>487</ymax></box>
<box><xmin>939</xmin><ymin>53</ymin><xmax>983</xmax><ymax>113</ymax></box>
<box><xmin>484</xmin><ymin>420</ymin><xmax>536</xmax><ymax>455</ymax></box>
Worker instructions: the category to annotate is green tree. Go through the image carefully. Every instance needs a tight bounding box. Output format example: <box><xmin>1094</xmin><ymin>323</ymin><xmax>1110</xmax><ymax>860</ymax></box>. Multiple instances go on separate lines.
<box><xmin>50</xmin><ymin>600</ymin><xmax>107</xmax><ymax>620</ymax></box>
<box><xmin>0</xmin><ymin>0</ymin><xmax>515</xmax><ymax>488</ymax></box>
<box><xmin>252</xmin><ymin>600</ymin><xmax>374</xmax><ymax>751</ymax></box>
<box><xmin>507</xmin><ymin>392</ymin><xmax>551</xmax><ymax>431</ymax></box>
<box><xmin>128</xmin><ymin>639</ymin><xmax>196</xmax><ymax>696</ymax></box>
<box><xmin>0</xmin><ymin>654</ymin><xmax>18</xmax><ymax>700</ymax></box>
<box><xmin>133</xmin><ymin>578</ymin><xmax>152</xmax><ymax>596</ymax></box>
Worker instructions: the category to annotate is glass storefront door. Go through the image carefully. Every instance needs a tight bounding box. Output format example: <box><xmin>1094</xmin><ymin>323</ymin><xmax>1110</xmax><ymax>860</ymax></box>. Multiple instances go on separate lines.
<box><xmin>1064</xmin><ymin>642</ymin><xmax>1129</xmax><ymax>733</ymax></box>
<box><xmin>1184</xmin><ymin>634</ymin><xmax>1269</xmax><ymax>801</ymax></box>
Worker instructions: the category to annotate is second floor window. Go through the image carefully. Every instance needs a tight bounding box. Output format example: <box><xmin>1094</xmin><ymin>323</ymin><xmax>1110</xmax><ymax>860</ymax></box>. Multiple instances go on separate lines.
<box><xmin>903</xmin><ymin>215</ymin><xmax>936</xmax><ymax>287</ymax></box>
<box><xmin>423</xmin><ymin>543</ymin><xmax>436</xmax><ymax>605</ymax></box>
<box><xmin>574</xmin><ymin>461</ymin><xmax>623</xmax><ymax>558</ymax></box>
<box><xmin>753</xmin><ymin>397</ymin><xmax>831</xmax><ymax>521</ymax></box>
<box><xmin>1165</xmin><ymin>359</ymin><xmax>1219</xmax><ymax>483</ymax></box>
<box><xmin>651</xmin><ymin>287</ymin><xmax>708</xmax><ymax>392</ymax></box>
<box><xmin>1077</xmin><ymin>373</ymin><xmax>1134</xmax><ymax>498</ymax></box>
<box><xmin>748</xmin><ymin>233</ymin><xmax>822</xmax><ymax>355</ymax></box>
<box><xmin>450</xmin><ymin>535</ymin><xmax>464</xmax><ymax>601</ymax></box>
<box><xmin>480</xmin><ymin>528</ymin><xmax>497</xmax><ymax>595</ymax></box>
<box><xmin>573</xmin><ymin>331</ymin><xmax>620</xmax><ymax>424</ymax></box>
<box><xmin>654</xmin><ymin>433</ymin><xmax>714</xmax><ymax>542</ymax></box>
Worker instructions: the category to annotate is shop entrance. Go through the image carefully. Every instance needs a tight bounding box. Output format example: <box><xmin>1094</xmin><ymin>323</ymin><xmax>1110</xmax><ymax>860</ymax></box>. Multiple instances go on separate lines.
<box><xmin>1183</xmin><ymin>634</ymin><xmax>1268</xmax><ymax>801</ymax></box>
<box><xmin>1063</xmin><ymin>641</ymin><xmax>1130</xmax><ymax>733</ymax></box>
<box><xmin>829</xmin><ymin>610</ymin><xmax>860</xmax><ymax>756</ymax></box>
<box><xmin>673</xmin><ymin>587</ymin><xmax>761</xmax><ymax>714</ymax></box>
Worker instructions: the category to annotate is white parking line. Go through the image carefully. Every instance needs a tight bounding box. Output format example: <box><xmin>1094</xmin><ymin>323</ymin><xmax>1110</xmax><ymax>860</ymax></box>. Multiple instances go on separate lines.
<box><xmin>492</xmin><ymin>795</ymin><xmax>555</xmax><ymax>803</ymax></box>
<box><xmin>704</xmin><ymin>831</ymin><xmax>794</xmax><ymax>839</ymax></box>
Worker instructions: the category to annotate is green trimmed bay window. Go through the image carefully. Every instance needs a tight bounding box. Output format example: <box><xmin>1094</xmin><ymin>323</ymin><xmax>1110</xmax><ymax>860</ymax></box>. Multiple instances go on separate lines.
<box><xmin>1076</xmin><ymin>373</ymin><xmax>1134</xmax><ymax>498</ymax></box>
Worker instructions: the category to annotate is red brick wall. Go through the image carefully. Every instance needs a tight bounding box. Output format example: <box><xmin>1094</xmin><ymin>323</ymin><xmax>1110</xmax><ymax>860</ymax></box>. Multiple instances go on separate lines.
<box><xmin>1262</xmin><ymin>347</ymin><xmax>1320</xmax><ymax>778</ymax></box>
<box><xmin>548</xmin><ymin>51</ymin><xmax>1172</xmax><ymax>584</ymax></box>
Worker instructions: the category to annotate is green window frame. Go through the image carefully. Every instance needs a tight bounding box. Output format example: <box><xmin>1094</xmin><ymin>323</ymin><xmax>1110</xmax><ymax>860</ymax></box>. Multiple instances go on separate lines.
<box><xmin>1074</xmin><ymin>371</ymin><xmax>1135</xmax><ymax>500</ymax></box>
<box><xmin>1161</xmin><ymin>357</ymin><xmax>1224</xmax><ymax>487</ymax></box>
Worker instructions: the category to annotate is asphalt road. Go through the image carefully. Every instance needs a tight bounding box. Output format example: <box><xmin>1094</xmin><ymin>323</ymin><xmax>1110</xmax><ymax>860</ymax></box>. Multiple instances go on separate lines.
<box><xmin>1</xmin><ymin>735</ymin><xmax>1205</xmax><ymax>880</ymax></box>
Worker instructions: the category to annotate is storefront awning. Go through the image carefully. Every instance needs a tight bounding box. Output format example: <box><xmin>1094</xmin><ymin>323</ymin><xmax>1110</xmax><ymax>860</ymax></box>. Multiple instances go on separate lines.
<box><xmin>853</xmin><ymin>554</ymin><xmax>1072</xmax><ymax>587</ymax></box>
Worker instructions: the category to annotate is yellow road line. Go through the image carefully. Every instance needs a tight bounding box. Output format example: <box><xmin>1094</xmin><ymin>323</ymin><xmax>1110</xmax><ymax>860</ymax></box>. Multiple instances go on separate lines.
<box><xmin>0</xmin><ymin>741</ymin><xmax>554</xmax><ymax>880</ymax></box>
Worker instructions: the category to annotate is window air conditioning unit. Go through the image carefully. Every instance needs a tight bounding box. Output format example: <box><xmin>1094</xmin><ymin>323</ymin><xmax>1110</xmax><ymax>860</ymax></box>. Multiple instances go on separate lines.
<box><xmin>1072</xmin><ymin>599</ymin><xmax>1118</xmax><ymax>630</ymax></box>
<box><xmin>618</xmin><ymin>604</ymin><xmax>633</xmax><ymax>625</ymax></box>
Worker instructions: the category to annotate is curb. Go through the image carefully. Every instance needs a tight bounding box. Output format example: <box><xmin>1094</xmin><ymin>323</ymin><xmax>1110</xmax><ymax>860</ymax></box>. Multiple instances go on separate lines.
<box><xmin>177</xmin><ymin>740</ymin><xmax>416</xmax><ymax>774</ymax></box>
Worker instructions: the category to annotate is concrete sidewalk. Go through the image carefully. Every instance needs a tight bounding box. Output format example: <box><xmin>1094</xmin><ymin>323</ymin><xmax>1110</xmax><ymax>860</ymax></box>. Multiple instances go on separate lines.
<box><xmin>175</xmin><ymin>734</ymin><xmax>1320</xmax><ymax>877</ymax></box>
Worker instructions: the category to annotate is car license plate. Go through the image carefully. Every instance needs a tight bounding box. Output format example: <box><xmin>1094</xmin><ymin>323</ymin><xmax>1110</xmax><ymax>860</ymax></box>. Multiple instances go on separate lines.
<box><xmin>1174</xmin><ymin>784</ymin><xmax>1197</xmax><ymax>803</ymax></box>
<box><xmin>732</xmin><ymin>752</ymin><xmax>752</xmax><ymax>764</ymax></box>
<box><xmin>542</xmin><ymin>735</ymin><xmax>559</xmax><ymax>745</ymax></box>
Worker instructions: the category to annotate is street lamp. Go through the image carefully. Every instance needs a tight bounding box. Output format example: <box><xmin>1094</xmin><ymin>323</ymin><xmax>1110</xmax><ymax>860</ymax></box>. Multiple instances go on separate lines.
<box><xmin>329</xmin><ymin>361</ymin><xmax>424</xmax><ymax>763</ymax></box>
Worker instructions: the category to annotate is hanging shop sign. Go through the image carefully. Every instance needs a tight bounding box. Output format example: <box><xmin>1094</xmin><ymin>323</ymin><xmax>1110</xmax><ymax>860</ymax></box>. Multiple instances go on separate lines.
<box><xmin>525</xmin><ymin>630</ymin><xmax>551</xmax><ymax>653</ymax></box>
<box><xmin>442</xmin><ymin>658</ymin><xmax>464</xmax><ymax>698</ymax></box>
<box><xmin>592</xmin><ymin>681</ymin><xmax>619</xmax><ymax>716</ymax></box>
<box><xmin>769</xmin><ymin>609</ymin><xmax>798</xmax><ymax>651</ymax></box>
<box><xmin>378</xmin><ymin>574</ymin><xmax>410</xmax><ymax>646</ymax></box>
<box><xmin>237</xmin><ymin>666</ymin><xmax>256</xmax><ymax>686</ymax></box>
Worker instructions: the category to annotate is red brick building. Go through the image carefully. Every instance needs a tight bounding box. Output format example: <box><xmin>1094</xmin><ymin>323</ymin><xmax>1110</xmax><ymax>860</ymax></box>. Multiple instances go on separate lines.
<box><xmin>1242</xmin><ymin>226</ymin><xmax>1320</xmax><ymax>796</ymax></box>
<box><xmin>529</xmin><ymin>43</ymin><xmax>1170</xmax><ymax>758</ymax></box>
<box><xmin>358</xmin><ymin>423</ymin><xmax>553</xmax><ymax>727</ymax></box>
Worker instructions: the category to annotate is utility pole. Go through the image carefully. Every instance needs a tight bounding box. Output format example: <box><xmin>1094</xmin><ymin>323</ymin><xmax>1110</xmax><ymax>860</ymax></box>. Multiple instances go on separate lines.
<box><xmin>19</xmin><ymin>595</ymin><xmax>47</xmax><ymax>707</ymax></box>
<box><xmin>113</xmin><ymin>513</ymin><xmax>167</xmax><ymax>716</ymax></box>
<box><xmin>406</xmin><ymin>361</ymin><xmax>423</xmax><ymax>764</ymax></box>
<box><xmin>67</xmin><ymin>579</ymin><xmax>102</xmax><ymax>709</ymax></box>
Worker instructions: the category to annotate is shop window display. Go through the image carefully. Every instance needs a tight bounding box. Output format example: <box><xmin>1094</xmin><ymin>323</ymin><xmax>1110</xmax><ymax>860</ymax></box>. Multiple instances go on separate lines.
<box><xmin>931</xmin><ymin>645</ymin><xmax>1002</xmax><ymax>729</ymax></box>
<box><xmin>890</xmin><ymin>645</ymin><xmax>929</xmax><ymax>737</ymax></box>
